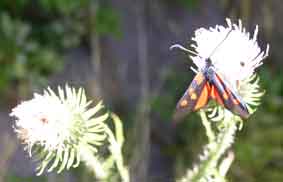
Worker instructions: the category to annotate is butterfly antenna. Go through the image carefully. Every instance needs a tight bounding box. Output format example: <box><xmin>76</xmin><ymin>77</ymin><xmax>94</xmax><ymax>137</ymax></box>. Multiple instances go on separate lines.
<box><xmin>208</xmin><ymin>28</ymin><xmax>233</xmax><ymax>58</ymax></box>
<box><xmin>190</xmin><ymin>66</ymin><xmax>198</xmax><ymax>74</ymax></box>
<box><xmin>170</xmin><ymin>44</ymin><xmax>200</xmax><ymax>57</ymax></box>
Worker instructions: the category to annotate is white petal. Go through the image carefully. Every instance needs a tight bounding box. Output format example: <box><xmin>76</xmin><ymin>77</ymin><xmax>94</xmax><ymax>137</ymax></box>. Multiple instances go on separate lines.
<box><xmin>190</xmin><ymin>18</ymin><xmax>269</xmax><ymax>86</ymax></box>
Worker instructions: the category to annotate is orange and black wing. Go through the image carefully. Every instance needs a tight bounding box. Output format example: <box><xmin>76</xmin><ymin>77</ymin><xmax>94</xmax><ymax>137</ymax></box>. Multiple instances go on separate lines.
<box><xmin>210</xmin><ymin>71</ymin><xmax>250</xmax><ymax>119</ymax></box>
<box><xmin>173</xmin><ymin>72</ymin><xmax>210</xmax><ymax>121</ymax></box>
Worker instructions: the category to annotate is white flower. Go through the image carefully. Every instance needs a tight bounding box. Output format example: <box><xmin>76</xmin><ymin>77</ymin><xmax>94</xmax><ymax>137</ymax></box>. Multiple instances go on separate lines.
<box><xmin>171</xmin><ymin>18</ymin><xmax>269</xmax><ymax>89</ymax></box>
<box><xmin>190</xmin><ymin>18</ymin><xmax>269</xmax><ymax>86</ymax></box>
<box><xmin>171</xmin><ymin>18</ymin><xmax>268</xmax><ymax>118</ymax></box>
<box><xmin>10</xmin><ymin>92</ymin><xmax>72</xmax><ymax>152</ymax></box>
<box><xmin>10</xmin><ymin>85</ymin><xmax>109</xmax><ymax>175</ymax></box>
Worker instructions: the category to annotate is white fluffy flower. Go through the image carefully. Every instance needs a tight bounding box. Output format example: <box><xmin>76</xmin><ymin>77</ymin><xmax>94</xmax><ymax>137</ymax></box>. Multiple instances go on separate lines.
<box><xmin>10</xmin><ymin>92</ymin><xmax>72</xmax><ymax>152</ymax></box>
<box><xmin>10</xmin><ymin>86</ymin><xmax>109</xmax><ymax>175</ymax></box>
<box><xmin>190</xmin><ymin>18</ymin><xmax>269</xmax><ymax>86</ymax></box>
<box><xmin>170</xmin><ymin>18</ymin><xmax>268</xmax><ymax>118</ymax></box>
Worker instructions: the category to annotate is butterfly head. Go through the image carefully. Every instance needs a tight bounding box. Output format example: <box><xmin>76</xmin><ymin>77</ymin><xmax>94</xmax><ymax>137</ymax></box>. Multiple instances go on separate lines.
<box><xmin>205</xmin><ymin>58</ymin><xmax>213</xmax><ymax>66</ymax></box>
<box><xmin>204</xmin><ymin>66</ymin><xmax>215</xmax><ymax>81</ymax></box>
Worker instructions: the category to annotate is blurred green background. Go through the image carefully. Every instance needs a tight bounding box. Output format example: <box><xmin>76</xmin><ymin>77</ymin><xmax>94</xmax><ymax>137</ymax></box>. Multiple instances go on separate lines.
<box><xmin>0</xmin><ymin>0</ymin><xmax>282</xmax><ymax>182</ymax></box>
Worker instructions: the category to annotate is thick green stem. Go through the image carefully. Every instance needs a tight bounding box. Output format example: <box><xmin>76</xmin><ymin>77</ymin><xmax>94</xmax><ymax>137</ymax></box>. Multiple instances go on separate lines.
<box><xmin>200</xmin><ymin>110</ymin><xmax>215</xmax><ymax>142</ymax></box>
<box><xmin>189</xmin><ymin>114</ymin><xmax>237</xmax><ymax>182</ymax></box>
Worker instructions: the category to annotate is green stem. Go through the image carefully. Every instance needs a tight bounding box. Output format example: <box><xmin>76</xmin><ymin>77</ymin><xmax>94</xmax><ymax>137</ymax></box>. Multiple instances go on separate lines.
<box><xmin>200</xmin><ymin>110</ymin><xmax>215</xmax><ymax>142</ymax></box>
<box><xmin>104</xmin><ymin>125</ymin><xmax>129</xmax><ymax>182</ymax></box>
<box><xmin>190</xmin><ymin>114</ymin><xmax>237</xmax><ymax>182</ymax></box>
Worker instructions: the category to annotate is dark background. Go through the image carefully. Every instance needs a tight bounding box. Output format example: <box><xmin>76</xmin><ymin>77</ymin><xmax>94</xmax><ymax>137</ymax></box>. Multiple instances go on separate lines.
<box><xmin>0</xmin><ymin>0</ymin><xmax>282</xmax><ymax>182</ymax></box>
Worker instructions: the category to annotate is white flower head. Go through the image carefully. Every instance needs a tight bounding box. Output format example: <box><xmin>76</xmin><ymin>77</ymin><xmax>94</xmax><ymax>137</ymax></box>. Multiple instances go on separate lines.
<box><xmin>170</xmin><ymin>18</ymin><xmax>269</xmax><ymax>118</ymax></box>
<box><xmin>171</xmin><ymin>18</ymin><xmax>269</xmax><ymax>89</ymax></box>
<box><xmin>11</xmin><ymin>93</ymin><xmax>72</xmax><ymax>152</ymax></box>
<box><xmin>190</xmin><ymin>18</ymin><xmax>269</xmax><ymax>85</ymax></box>
<box><xmin>10</xmin><ymin>85</ymin><xmax>109</xmax><ymax>175</ymax></box>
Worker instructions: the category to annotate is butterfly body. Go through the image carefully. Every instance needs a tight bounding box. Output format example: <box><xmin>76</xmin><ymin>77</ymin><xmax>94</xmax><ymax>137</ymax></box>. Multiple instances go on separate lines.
<box><xmin>174</xmin><ymin>57</ymin><xmax>249</xmax><ymax>121</ymax></box>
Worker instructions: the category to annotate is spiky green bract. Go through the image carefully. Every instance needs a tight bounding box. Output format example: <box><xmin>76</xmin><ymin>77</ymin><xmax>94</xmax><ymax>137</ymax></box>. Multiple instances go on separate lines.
<box><xmin>10</xmin><ymin>85</ymin><xmax>109</xmax><ymax>176</ymax></box>
<box><xmin>179</xmin><ymin>74</ymin><xmax>264</xmax><ymax>182</ymax></box>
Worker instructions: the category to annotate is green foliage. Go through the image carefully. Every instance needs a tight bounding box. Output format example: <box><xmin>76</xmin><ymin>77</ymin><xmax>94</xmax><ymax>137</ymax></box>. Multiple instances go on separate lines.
<box><xmin>0</xmin><ymin>13</ymin><xmax>61</xmax><ymax>95</ymax></box>
<box><xmin>177</xmin><ymin>0</ymin><xmax>199</xmax><ymax>9</ymax></box>
<box><xmin>94</xmin><ymin>6</ymin><xmax>121</xmax><ymax>37</ymax></box>
<box><xmin>0</xmin><ymin>0</ymin><xmax>121</xmax><ymax>99</ymax></box>
<box><xmin>38</xmin><ymin>0</ymin><xmax>89</xmax><ymax>15</ymax></box>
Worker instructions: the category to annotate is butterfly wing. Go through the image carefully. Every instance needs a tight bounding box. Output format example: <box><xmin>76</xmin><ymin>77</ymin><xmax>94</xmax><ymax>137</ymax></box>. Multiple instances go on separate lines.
<box><xmin>173</xmin><ymin>72</ymin><xmax>210</xmax><ymax>121</ymax></box>
<box><xmin>209</xmin><ymin>71</ymin><xmax>250</xmax><ymax>119</ymax></box>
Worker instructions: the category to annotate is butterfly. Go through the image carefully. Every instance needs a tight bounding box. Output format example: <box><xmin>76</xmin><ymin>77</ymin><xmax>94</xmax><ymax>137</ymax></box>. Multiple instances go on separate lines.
<box><xmin>173</xmin><ymin>29</ymin><xmax>250</xmax><ymax>121</ymax></box>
